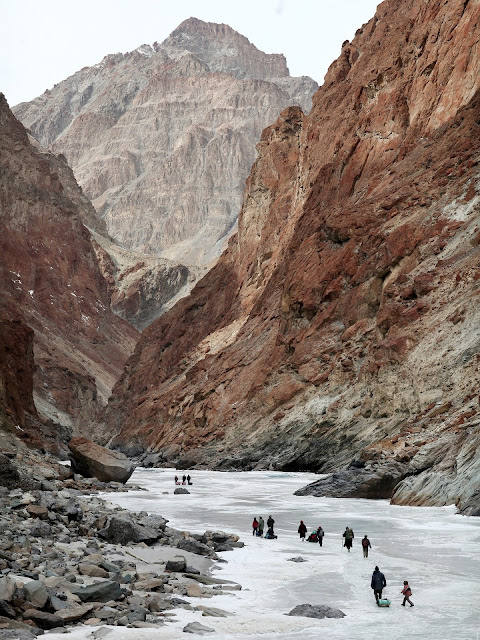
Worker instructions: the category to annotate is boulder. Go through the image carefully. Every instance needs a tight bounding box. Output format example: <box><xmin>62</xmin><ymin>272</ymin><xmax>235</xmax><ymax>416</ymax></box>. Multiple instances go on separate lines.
<box><xmin>177</xmin><ymin>539</ymin><xmax>213</xmax><ymax>557</ymax></box>
<box><xmin>78</xmin><ymin>563</ymin><xmax>109</xmax><ymax>578</ymax></box>
<box><xmin>56</xmin><ymin>603</ymin><xmax>94</xmax><ymax>623</ymax></box>
<box><xmin>183</xmin><ymin>621</ymin><xmax>216</xmax><ymax>634</ymax></box>
<box><xmin>68</xmin><ymin>437</ymin><xmax>135</xmax><ymax>484</ymax></box>
<box><xmin>165</xmin><ymin>556</ymin><xmax>187</xmax><ymax>572</ymax></box>
<box><xmin>0</xmin><ymin>599</ymin><xmax>15</xmax><ymax>618</ymax></box>
<box><xmin>287</xmin><ymin>557</ymin><xmax>307</xmax><ymax>563</ymax></box>
<box><xmin>26</xmin><ymin>505</ymin><xmax>48</xmax><ymax>520</ymax></box>
<box><xmin>287</xmin><ymin>604</ymin><xmax>346</xmax><ymax>619</ymax></box>
<box><xmin>174</xmin><ymin>487</ymin><xmax>190</xmax><ymax>495</ymax></box>
<box><xmin>68</xmin><ymin>580</ymin><xmax>123</xmax><ymax>603</ymax></box>
<box><xmin>0</xmin><ymin>619</ymin><xmax>40</xmax><ymax>638</ymax></box>
<box><xmin>23</xmin><ymin>581</ymin><xmax>49</xmax><ymax>608</ymax></box>
<box><xmin>0</xmin><ymin>577</ymin><xmax>16</xmax><ymax>602</ymax></box>
<box><xmin>105</xmin><ymin>516</ymin><xmax>159</xmax><ymax>545</ymax></box>
<box><xmin>23</xmin><ymin>609</ymin><xmax>65</xmax><ymax>629</ymax></box>
<box><xmin>197</xmin><ymin>606</ymin><xmax>234</xmax><ymax>617</ymax></box>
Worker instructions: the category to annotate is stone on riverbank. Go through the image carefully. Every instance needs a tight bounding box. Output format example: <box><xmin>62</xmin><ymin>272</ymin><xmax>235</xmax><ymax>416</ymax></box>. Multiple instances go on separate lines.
<box><xmin>287</xmin><ymin>604</ymin><xmax>346</xmax><ymax>618</ymax></box>
<box><xmin>183</xmin><ymin>620</ymin><xmax>216</xmax><ymax>634</ymax></box>
<box><xmin>68</xmin><ymin>438</ymin><xmax>135</xmax><ymax>483</ymax></box>
<box><xmin>174</xmin><ymin>487</ymin><xmax>190</xmax><ymax>494</ymax></box>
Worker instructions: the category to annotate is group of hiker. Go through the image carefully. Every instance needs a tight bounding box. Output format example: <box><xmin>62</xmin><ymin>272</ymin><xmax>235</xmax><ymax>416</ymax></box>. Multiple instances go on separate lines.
<box><xmin>174</xmin><ymin>474</ymin><xmax>192</xmax><ymax>486</ymax></box>
<box><xmin>251</xmin><ymin>515</ymin><xmax>277</xmax><ymax>539</ymax></box>
<box><xmin>252</xmin><ymin>516</ymin><xmax>414</xmax><ymax>608</ymax></box>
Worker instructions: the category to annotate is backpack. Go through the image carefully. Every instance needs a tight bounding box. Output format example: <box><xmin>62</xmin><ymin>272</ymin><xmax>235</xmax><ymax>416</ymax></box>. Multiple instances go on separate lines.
<box><xmin>362</xmin><ymin>538</ymin><xmax>369</xmax><ymax>547</ymax></box>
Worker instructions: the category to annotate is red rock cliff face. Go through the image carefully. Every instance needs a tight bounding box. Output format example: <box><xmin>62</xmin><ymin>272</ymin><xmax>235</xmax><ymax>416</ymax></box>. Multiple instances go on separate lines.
<box><xmin>105</xmin><ymin>0</ymin><xmax>480</xmax><ymax>511</ymax></box>
<box><xmin>0</xmin><ymin>95</ymin><xmax>138</xmax><ymax>438</ymax></box>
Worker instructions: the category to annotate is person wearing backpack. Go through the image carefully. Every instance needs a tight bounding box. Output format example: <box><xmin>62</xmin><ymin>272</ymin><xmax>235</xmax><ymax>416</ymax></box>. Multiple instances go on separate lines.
<box><xmin>258</xmin><ymin>516</ymin><xmax>265</xmax><ymax>537</ymax></box>
<box><xmin>252</xmin><ymin>517</ymin><xmax>259</xmax><ymax>536</ymax></box>
<box><xmin>362</xmin><ymin>535</ymin><xmax>371</xmax><ymax>557</ymax></box>
<box><xmin>317</xmin><ymin>525</ymin><xmax>325</xmax><ymax>547</ymax></box>
<box><xmin>343</xmin><ymin>526</ymin><xmax>354</xmax><ymax>551</ymax></box>
<box><xmin>401</xmin><ymin>580</ymin><xmax>414</xmax><ymax>607</ymax></box>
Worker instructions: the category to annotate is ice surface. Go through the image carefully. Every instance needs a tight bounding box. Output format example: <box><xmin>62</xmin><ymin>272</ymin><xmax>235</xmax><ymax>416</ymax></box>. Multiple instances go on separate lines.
<box><xmin>47</xmin><ymin>469</ymin><xmax>480</xmax><ymax>639</ymax></box>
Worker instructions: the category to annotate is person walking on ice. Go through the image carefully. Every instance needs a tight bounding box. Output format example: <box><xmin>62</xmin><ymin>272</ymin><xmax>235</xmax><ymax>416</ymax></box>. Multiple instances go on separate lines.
<box><xmin>401</xmin><ymin>580</ymin><xmax>414</xmax><ymax>607</ymax></box>
<box><xmin>298</xmin><ymin>520</ymin><xmax>307</xmax><ymax>541</ymax></box>
<box><xmin>362</xmin><ymin>535</ymin><xmax>371</xmax><ymax>557</ymax></box>
<box><xmin>252</xmin><ymin>517</ymin><xmax>259</xmax><ymax>536</ymax></box>
<box><xmin>267</xmin><ymin>515</ymin><xmax>275</xmax><ymax>534</ymax></box>
<box><xmin>371</xmin><ymin>566</ymin><xmax>387</xmax><ymax>605</ymax></box>
<box><xmin>317</xmin><ymin>525</ymin><xmax>325</xmax><ymax>547</ymax></box>
<box><xmin>343</xmin><ymin>526</ymin><xmax>354</xmax><ymax>551</ymax></box>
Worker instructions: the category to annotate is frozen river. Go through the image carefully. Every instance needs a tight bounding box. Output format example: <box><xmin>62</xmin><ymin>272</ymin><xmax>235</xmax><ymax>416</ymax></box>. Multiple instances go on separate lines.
<box><xmin>51</xmin><ymin>468</ymin><xmax>480</xmax><ymax>639</ymax></box>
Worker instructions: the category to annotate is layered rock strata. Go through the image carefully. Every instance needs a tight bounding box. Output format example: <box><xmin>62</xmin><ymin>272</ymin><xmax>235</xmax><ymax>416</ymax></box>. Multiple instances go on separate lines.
<box><xmin>14</xmin><ymin>18</ymin><xmax>318</xmax><ymax>266</ymax></box>
<box><xmin>0</xmin><ymin>94</ymin><xmax>138</xmax><ymax>438</ymax></box>
<box><xmin>104</xmin><ymin>0</ymin><xmax>480</xmax><ymax>514</ymax></box>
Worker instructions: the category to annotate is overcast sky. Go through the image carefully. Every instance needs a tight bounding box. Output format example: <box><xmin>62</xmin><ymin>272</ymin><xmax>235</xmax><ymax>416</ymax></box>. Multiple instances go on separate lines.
<box><xmin>1</xmin><ymin>0</ymin><xmax>380</xmax><ymax>107</ymax></box>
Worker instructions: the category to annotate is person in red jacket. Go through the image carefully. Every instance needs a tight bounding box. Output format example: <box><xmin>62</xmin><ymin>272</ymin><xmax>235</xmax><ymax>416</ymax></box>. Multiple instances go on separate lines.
<box><xmin>401</xmin><ymin>581</ymin><xmax>414</xmax><ymax>607</ymax></box>
<box><xmin>298</xmin><ymin>520</ymin><xmax>307</xmax><ymax>541</ymax></box>
<box><xmin>252</xmin><ymin>517</ymin><xmax>259</xmax><ymax>536</ymax></box>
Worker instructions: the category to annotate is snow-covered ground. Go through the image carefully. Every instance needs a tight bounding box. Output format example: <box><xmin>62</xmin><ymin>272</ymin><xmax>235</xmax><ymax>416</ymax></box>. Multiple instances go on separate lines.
<box><xmin>48</xmin><ymin>469</ymin><xmax>480</xmax><ymax>639</ymax></box>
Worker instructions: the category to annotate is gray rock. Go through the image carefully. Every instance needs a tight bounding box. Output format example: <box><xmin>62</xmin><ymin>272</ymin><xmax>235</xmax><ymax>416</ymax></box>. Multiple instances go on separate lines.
<box><xmin>68</xmin><ymin>580</ymin><xmax>124</xmax><ymax>602</ymax></box>
<box><xmin>0</xmin><ymin>599</ymin><xmax>16</xmax><ymax>618</ymax></box>
<box><xmin>177</xmin><ymin>538</ymin><xmax>213</xmax><ymax>557</ymax></box>
<box><xmin>287</xmin><ymin>604</ymin><xmax>346</xmax><ymax>619</ymax></box>
<box><xmin>23</xmin><ymin>580</ymin><xmax>49</xmax><ymax>608</ymax></box>
<box><xmin>105</xmin><ymin>516</ymin><xmax>159</xmax><ymax>545</ymax></box>
<box><xmin>165</xmin><ymin>555</ymin><xmax>187</xmax><ymax>572</ymax></box>
<box><xmin>174</xmin><ymin>487</ymin><xmax>190</xmax><ymax>495</ymax></box>
<box><xmin>56</xmin><ymin>603</ymin><xmax>94</xmax><ymax>622</ymax></box>
<box><xmin>183</xmin><ymin>621</ymin><xmax>216</xmax><ymax>634</ymax></box>
<box><xmin>23</xmin><ymin>609</ymin><xmax>65</xmax><ymax>629</ymax></box>
<box><xmin>197</xmin><ymin>606</ymin><xmax>234</xmax><ymax>617</ymax></box>
<box><xmin>0</xmin><ymin>577</ymin><xmax>16</xmax><ymax>602</ymax></box>
<box><xmin>68</xmin><ymin>438</ymin><xmax>135</xmax><ymax>484</ymax></box>
<box><xmin>287</xmin><ymin>557</ymin><xmax>307</xmax><ymax>563</ymax></box>
<box><xmin>0</xmin><ymin>628</ymin><xmax>39</xmax><ymax>639</ymax></box>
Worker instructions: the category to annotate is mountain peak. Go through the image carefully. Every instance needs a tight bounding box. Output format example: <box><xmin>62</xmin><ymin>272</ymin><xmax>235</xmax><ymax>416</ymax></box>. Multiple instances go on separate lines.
<box><xmin>162</xmin><ymin>17</ymin><xmax>289</xmax><ymax>80</ymax></box>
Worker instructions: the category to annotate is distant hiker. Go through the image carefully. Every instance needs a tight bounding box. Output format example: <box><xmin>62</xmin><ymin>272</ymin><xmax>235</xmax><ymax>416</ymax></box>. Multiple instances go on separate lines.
<box><xmin>258</xmin><ymin>516</ymin><xmax>265</xmax><ymax>537</ymax></box>
<box><xmin>182</xmin><ymin>474</ymin><xmax>186</xmax><ymax>485</ymax></box>
<box><xmin>298</xmin><ymin>520</ymin><xmax>307</xmax><ymax>541</ymax></box>
<box><xmin>187</xmin><ymin>474</ymin><xmax>192</xmax><ymax>485</ymax></box>
<box><xmin>252</xmin><ymin>517</ymin><xmax>259</xmax><ymax>536</ymax></box>
<box><xmin>267</xmin><ymin>515</ymin><xmax>275</xmax><ymax>532</ymax></box>
<box><xmin>317</xmin><ymin>526</ymin><xmax>325</xmax><ymax>547</ymax></box>
<box><xmin>265</xmin><ymin>526</ymin><xmax>277</xmax><ymax>539</ymax></box>
<box><xmin>343</xmin><ymin>527</ymin><xmax>354</xmax><ymax>551</ymax></box>
<box><xmin>175</xmin><ymin>475</ymin><xmax>179</xmax><ymax>484</ymax></box>
<box><xmin>371</xmin><ymin>566</ymin><xmax>387</xmax><ymax>605</ymax></box>
<box><xmin>362</xmin><ymin>535</ymin><xmax>372</xmax><ymax>558</ymax></box>
<box><xmin>401</xmin><ymin>580</ymin><xmax>414</xmax><ymax>607</ymax></box>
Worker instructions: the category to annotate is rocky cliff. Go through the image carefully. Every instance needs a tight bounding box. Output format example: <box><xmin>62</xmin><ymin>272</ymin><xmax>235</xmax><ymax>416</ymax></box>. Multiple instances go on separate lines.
<box><xmin>0</xmin><ymin>94</ymin><xmax>138</xmax><ymax>440</ymax></box>
<box><xmin>104</xmin><ymin>0</ymin><xmax>480</xmax><ymax>514</ymax></box>
<box><xmin>14</xmin><ymin>18</ymin><xmax>318</xmax><ymax>267</ymax></box>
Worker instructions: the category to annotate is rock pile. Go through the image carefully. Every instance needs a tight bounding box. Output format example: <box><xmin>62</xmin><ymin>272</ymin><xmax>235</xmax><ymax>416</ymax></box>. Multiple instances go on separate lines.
<box><xmin>0</xmin><ymin>456</ymin><xmax>242</xmax><ymax>634</ymax></box>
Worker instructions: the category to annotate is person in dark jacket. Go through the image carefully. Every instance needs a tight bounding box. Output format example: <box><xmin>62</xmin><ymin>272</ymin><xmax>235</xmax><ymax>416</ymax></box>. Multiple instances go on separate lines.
<box><xmin>371</xmin><ymin>566</ymin><xmax>387</xmax><ymax>605</ymax></box>
<box><xmin>362</xmin><ymin>535</ymin><xmax>372</xmax><ymax>558</ymax></box>
<box><xmin>267</xmin><ymin>515</ymin><xmax>275</xmax><ymax>533</ymax></box>
<box><xmin>343</xmin><ymin>527</ymin><xmax>354</xmax><ymax>551</ymax></box>
<box><xmin>298</xmin><ymin>520</ymin><xmax>307</xmax><ymax>541</ymax></box>
<box><xmin>182</xmin><ymin>474</ymin><xmax>186</xmax><ymax>485</ymax></box>
<box><xmin>317</xmin><ymin>526</ymin><xmax>325</xmax><ymax>547</ymax></box>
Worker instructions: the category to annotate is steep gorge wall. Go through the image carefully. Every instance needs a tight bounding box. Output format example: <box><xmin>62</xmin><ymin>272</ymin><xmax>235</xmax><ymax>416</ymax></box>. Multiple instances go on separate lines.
<box><xmin>0</xmin><ymin>94</ymin><xmax>138</xmax><ymax>439</ymax></box>
<box><xmin>104</xmin><ymin>0</ymin><xmax>480</xmax><ymax>513</ymax></box>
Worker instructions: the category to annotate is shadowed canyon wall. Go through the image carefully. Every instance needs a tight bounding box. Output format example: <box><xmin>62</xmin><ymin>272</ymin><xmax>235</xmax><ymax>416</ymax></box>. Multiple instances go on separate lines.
<box><xmin>0</xmin><ymin>94</ymin><xmax>138</xmax><ymax>439</ymax></box>
<box><xmin>103</xmin><ymin>0</ymin><xmax>480</xmax><ymax>513</ymax></box>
